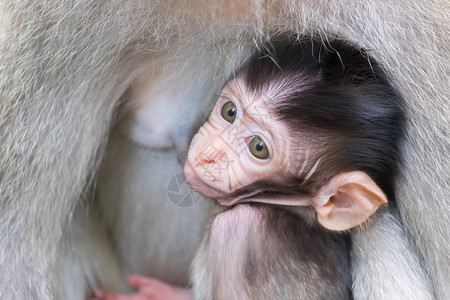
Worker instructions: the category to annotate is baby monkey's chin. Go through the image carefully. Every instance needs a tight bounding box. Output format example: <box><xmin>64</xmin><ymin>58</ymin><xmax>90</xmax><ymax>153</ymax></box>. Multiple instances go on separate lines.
<box><xmin>184</xmin><ymin>161</ymin><xmax>228</xmax><ymax>199</ymax></box>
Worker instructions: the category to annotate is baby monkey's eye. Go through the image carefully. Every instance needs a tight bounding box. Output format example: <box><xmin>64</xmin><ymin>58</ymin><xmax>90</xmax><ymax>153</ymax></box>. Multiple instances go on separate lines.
<box><xmin>249</xmin><ymin>136</ymin><xmax>269</xmax><ymax>159</ymax></box>
<box><xmin>221</xmin><ymin>101</ymin><xmax>237</xmax><ymax>123</ymax></box>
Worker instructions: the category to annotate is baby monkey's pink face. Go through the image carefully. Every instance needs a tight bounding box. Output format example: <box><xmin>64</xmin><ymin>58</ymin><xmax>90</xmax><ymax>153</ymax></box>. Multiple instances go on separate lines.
<box><xmin>184</xmin><ymin>79</ymin><xmax>292</xmax><ymax>205</ymax></box>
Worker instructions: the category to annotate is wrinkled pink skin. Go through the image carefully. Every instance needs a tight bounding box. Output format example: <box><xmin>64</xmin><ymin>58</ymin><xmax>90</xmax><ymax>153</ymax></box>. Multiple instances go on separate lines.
<box><xmin>93</xmin><ymin>275</ymin><xmax>191</xmax><ymax>300</ymax></box>
<box><xmin>184</xmin><ymin>79</ymin><xmax>293</xmax><ymax>204</ymax></box>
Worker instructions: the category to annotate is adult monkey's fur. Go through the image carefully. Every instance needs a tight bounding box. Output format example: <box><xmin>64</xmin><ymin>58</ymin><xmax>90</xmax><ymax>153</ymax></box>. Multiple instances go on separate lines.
<box><xmin>0</xmin><ymin>1</ymin><xmax>448</xmax><ymax>299</ymax></box>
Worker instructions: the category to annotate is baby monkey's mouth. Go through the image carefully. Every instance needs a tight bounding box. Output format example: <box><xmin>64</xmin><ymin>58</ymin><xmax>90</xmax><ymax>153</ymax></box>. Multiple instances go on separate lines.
<box><xmin>184</xmin><ymin>159</ymin><xmax>314</xmax><ymax>208</ymax></box>
<box><xmin>217</xmin><ymin>190</ymin><xmax>313</xmax><ymax>207</ymax></box>
<box><xmin>216</xmin><ymin>191</ymin><xmax>261</xmax><ymax>206</ymax></box>
<box><xmin>184</xmin><ymin>161</ymin><xmax>227</xmax><ymax>198</ymax></box>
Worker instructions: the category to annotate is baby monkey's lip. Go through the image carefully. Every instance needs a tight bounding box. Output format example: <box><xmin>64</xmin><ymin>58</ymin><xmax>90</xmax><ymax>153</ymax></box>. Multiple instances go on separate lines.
<box><xmin>217</xmin><ymin>193</ymin><xmax>314</xmax><ymax>207</ymax></box>
<box><xmin>216</xmin><ymin>194</ymin><xmax>257</xmax><ymax>206</ymax></box>
<box><xmin>184</xmin><ymin>161</ymin><xmax>226</xmax><ymax>198</ymax></box>
<box><xmin>216</xmin><ymin>190</ymin><xmax>265</xmax><ymax>206</ymax></box>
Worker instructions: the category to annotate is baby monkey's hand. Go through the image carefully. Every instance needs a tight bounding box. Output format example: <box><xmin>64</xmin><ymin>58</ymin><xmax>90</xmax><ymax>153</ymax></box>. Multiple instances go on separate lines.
<box><xmin>93</xmin><ymin>275</ymin><xmax>191</xmax><ymax>300</ymax></box>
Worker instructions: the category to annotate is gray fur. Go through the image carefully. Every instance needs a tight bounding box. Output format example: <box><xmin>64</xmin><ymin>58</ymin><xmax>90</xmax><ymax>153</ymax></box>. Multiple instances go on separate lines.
<box><xmin>351</xmin><ymin>210</ymin><xmax>434</xmax><ymax>300</ymax></box>
<box><xmin>0</xmin><ymin>1</ymin><xmax>448</xmax><ymax>299</ymax></box>
<box><xmin>192</xmin><ymin>204</ymin><xmax>352</xmax><ymax>300</ymax></box>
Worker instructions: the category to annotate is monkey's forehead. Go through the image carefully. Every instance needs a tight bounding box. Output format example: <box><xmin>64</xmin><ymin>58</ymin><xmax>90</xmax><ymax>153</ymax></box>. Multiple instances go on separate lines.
<box><xmin>223</xmin><ymin>76</ymin><xmax>312</xmax><ymax>108</ymax></box>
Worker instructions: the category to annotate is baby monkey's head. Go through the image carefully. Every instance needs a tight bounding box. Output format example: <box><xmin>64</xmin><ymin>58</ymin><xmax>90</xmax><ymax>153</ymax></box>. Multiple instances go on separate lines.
<box><xmin>185</xmin><ymin>36</ymin><xmax>404</xmax><ymax>231</ymax></box>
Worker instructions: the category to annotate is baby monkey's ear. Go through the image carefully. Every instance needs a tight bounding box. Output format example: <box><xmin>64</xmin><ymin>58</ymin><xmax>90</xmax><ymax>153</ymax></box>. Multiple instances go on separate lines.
<box><xmin>312</xmin><ymin>171</ymin><xmax>387</xmax><ymax>231</ymax></box>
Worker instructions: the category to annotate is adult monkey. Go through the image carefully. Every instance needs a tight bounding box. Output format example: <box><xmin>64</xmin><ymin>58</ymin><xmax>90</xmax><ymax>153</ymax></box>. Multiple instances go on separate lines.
<box><xmin>0</xmin><ymin>0</ymin><xmax>448</xmax><ymax>299</ymax></box>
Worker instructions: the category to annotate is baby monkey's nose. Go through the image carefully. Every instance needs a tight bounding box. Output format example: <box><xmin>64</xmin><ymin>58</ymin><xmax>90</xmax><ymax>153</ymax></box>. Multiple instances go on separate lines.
<box><xmin>196</xmin><ymin>149</ymin><xmax>226</xmax><ymax>165</ymax></box>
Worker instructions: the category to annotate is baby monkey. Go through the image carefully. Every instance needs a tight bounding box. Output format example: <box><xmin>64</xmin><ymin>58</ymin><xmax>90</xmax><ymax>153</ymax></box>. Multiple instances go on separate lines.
<box><xmin>96</xmin><ymin>36</ymin><xmax>404</xmax><ymax>299</ymax></box>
